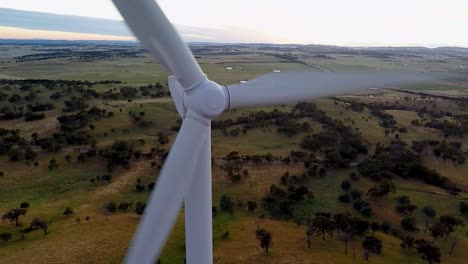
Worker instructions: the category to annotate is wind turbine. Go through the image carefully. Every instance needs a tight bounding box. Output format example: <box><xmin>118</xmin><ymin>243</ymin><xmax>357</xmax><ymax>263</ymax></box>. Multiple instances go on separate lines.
<box><xmin>113</xmin><ymin>0</ymin><xmax>440</xmax><ymax>263</ymax></box>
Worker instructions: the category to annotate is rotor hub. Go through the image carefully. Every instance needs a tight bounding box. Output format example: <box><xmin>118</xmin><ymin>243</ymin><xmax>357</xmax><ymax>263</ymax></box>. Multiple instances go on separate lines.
<box><xmin>184</xmin><ymin>77</ymin><xmax>229</xmax><ymax>121</ymax></box>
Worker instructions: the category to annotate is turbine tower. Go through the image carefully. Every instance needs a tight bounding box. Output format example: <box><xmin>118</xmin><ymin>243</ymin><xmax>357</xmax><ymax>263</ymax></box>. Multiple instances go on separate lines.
<box><xmin>113</xmin><ymin>0</ymin><xmax>439</xmax><ymax>263</ymax></box>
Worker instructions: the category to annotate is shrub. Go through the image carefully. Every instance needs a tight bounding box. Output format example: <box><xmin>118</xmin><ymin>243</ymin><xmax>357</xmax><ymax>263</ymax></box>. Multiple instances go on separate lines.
<box><xmin>0</xmin><ymin>232</ymin><xmax>12</xmax><ymax>242</ymax></box>
<box><xmin>338</xmin><ymin>194</ymin><xmax>351</xmax><ymax>203</ymax></box>
<box><xmin>63</xmin><ymin>207</ymin><xmax>74</xmax><ymax>216</ymax></box>
<box><xmin>381</xmin><ymin>221</ymin><xmax>391</xmax><ymax>233</ymax></box>
<box><xmin>104</xmin><ymin>201</ymin><xmax>117</xmax><ymax>213</ymax></box>
<box><xmin>341</xmin><ymin>180</ymin><xmax>351</xmax><ymax>191</ymax></box>
<box><xmin>362</xmin><ymin>235</ymin><xmax>383</xmax><ymax>254</ymax></box>
<box><xmin>401</xmin><ymin>217</ymin><xmax>418</xmax><ymax>231</ymax></box>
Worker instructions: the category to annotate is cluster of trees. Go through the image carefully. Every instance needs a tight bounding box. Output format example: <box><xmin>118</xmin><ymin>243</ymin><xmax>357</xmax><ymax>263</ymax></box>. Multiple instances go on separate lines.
<box><xmin>432</xmin><ymin>141</ymin><xmax>466</xmax><ymax>164</ymax></box>
<box><xmin>0</xmin><ymin>79</ymin><xmax>122</xmax><ymax>88</ymax></box>
<box><xmin>368</xmin><ymin>106</ymin><xmax>398</xmax><ymax>128</ymax></box>
<box><xmin>103</xmin><ymin>200</ymin><xmax>146</xmax><ymax>215</ymax></box>
<box><xmin>216</xmin><ymin>194</ymin><xmax>257</xmax><ymax>216</ymax></box>
<box><xmin>99</xmin><ymin>140</ymin><xmax>135</xmax><ymax>169</ymax></box>
<box><xmin>1</xmin><ymin>202</ymin><xmax>49</xmax><ymax>241</ymax></box>
<box><xmin>139</xmin><ymin>82</ymin><xmax>168</xmax><ymax>98</ymax></box>
<box><xmin>128</xmin><ymin>111</ymin><xmax>154</xmax><ymax>128</ymax></box>
<box><xmin>63</xmin><ymin>97</ymin><xmax>88</xmax><ymax>112</ymax></box>
<box><xmin>101</xmin><ymin>83</ymin><xmax>168</xmax><ymax>100</ymax></box>
<box><xmin>335</xmin><ymin>178</ymin><xmax>373</xmax><ymax>217</ymax></box>
<box><xmin>1</xmin><ymin>105</ymin><xmax>25</xmax><ymax>120</ymax></box>
<box><xmin>213</xmin><ymin>102</ymin><xmax>333</xmax><ymax>137</ymax></box>
<box><xmin>300</xmin><ymin>210</ymin><xmax>447</xmax><ymax>263</ymax></box>
<box><xmin>276</xmin><ymin>118</ymin><xmax>311</xmax><ymax>137</ymax></box>
<box><xmin>1</xmin><ymin>104</ymin><xmax>51</xmax><ymax>121</ymax></box>
<box><xmin>33</xmin><ymin>106</ymin><xmax>110</xmax><ymax>150</ymax></box>
<box><xmin>262</xmin><ymin>184</ymin><xmax>312</xmax><ymax>219</ymax></box>
<box><xmin>28</xmin><ymin>103</ymin><xmax>54</xmax><ymax>112</ymax></box>
<box><xmin>358</xmin><ymin>141</ymin><xmax>461</xmax><ymax>194</ymax></box>
<box><xmin>424</xmin><ymin>120</ymin><xmax>466</xmax><ymax>137</ymax></box>
<box><xmin>305</xmin><ymin>212</ymin><xmax>379</xmax><ymax>258</ymax></box>
<box><xmin>429</xmin><ymin>215</ymin><xmax>464</xmax><ymax>243</ymax></box>
<box><xmin>89</xmin><ymin>174</ymin><xmax>113</xmax><ymax>184</ymax></box>
<box><xmin>135</xmin><ymin>177</ymin><xmax>155</xmax><ymax>192</ymax></box>
<box><xmin>395</xmin><ymin>195</ymin><xmax>418</xmax><ymax>216</ymax></box>
<box><xmin>367</xmin><ymin>179</ymin><xmax>396</xmax><ymax>198</ymax></box>
<box><xmin>300</xmin><ymin>122</ymin><xmax>368</xmax><ymax>168</ymax></box>
<box><xmin>0</xmin><ymin>128</ymin><xmax>27</xmax><ymax>156</ymax></box>
<box><xmin>221</xmin><ymin>152</ymin><xmax>248</xmax><ymax>182</ymax></box>
<box><xmin>410</xmin><ymin>139</ymin><xmax>467</xmax><ymax>165</ymax></box>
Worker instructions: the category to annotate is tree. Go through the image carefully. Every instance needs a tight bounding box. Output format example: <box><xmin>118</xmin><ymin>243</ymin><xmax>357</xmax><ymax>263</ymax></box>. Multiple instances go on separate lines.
<box><xmin>104</xmin><ymin>201</ymin><xmax>117</xmax><ymax>213</ymax></box>
<box><xmin>63</xmin><ymin>207</ymin><xmax>74</xmax><ymax>216</ymax></box>
<box><xmin>24</xmin><ymin>148</ymin><xmax>37</xmax><ymax>161</ymax></box>
<box><xmin>422</xmin><ymin>206</ymin><xmax>437</xmax><ymax>218</ymax></box>
<box><xmin>429</xmin><ymin>223</ymin><xmax>449</xmax><ymax>242</ymax></box>
<box><xmin>362</xmin><ymin>236</ymin><xmax>383</xmax><ymax>260</ymax></box>
<box><xmin>367</xmin><ymin>180</ymin><xmax>395</xmax><ymax>198</ymax></box>
<box><xmin>222</xmin><ymin>157</ymin><xmax>245</xmax><ymax>183</ymax></box>
<box><xmin>380</xmin><ymin>221</ymin><xmax>391</xmax><ymax>234</ymax></box>
<box><xmin>256</xmin><ymin>228</ymin><xmax>272</xmax><ymax>253</ymax></box>
<box><xmin>118</xmin><ymin>201</ymin><xmax>130</xmax><ymax>212</ymax></box>
<box><xmin>136</xmin><ymin>182</ymin><xmax>145</xmax><ymax>192</ymax></box>
<box><xmin>220</xmin><ymin>194</ymin><xmax>234</xmax><ymax>215</ymax></box>
<box><xmin>449</xmin><ymin>237</ymin><xmax>457</xmax><ymax>255</ymax></box>
<box><xmin>157</xmin><ymin>132</ymin><xmax>169</xmax><ymax>145</ymax></box>
<box><xmin>352</xmin><ymin>217</ymin><xmax>370</xmax><ymax>236</ymax></box>
<box><xmin>9</xmin><ymin>93</ymin><xmax>22</xmax><ymax>103</ymax></box>
<box><xmin>31</xmin><ymin>218</ymin><xmax>48</xmax><ymax>235</ymax></box>
<box><xmin>422</xmin><ymin>206</ymin><xmax>437</xmax><ymax>233</ymax></box>
<box><xmin>401</xmin><ymin>217</ymin><xmax>418</xmax><ymax>231</ymax></box>
<box><xmin>400</xmin><ymin>235</ymin><xmax>415</xmax><ymax>249</ymax></box>
<box><xmin>459</xmin><ymin>202</ymin><xmax>468</xmax><ymax>215</ymax></box>
<box><xmin>48</xmin><ymin>159</ymin><xmax>58</xmax><ymax>170</ymax></box>
<box><xmin>370</xmin><ymin>222</ymin><xmax>380</xmax><ymax>234</ymax></box>
<box><xmin>341</xmin><ymin>180</ymin><xmax>351</xmax><ymax>191</ymax></box>
<box><xmin>311</xmin><ymin>215</ymin><xmax>335</xmax><ymax>240</ymax></box>
<box><xmin>414</xmin><ymin>239</ymin><xmax>441</xmax><ymax>264</ymax></box>
<box><xmin>20</xmin><ymin>202</ymin><xmax>30</xmax><ymax>209</ymax></box>
<box><xmin>0</xmin><ymin>232</ymin><xmax>12</xmax><ymax>242</ymax></box>
<box><xmin>247</xmin><ymin>201</ymin><xmax>257</xmax><ymax>213</ymax></box>
<box><xmin>2</xmin><ymin>208</ymin><xmax>27</xmax><ymax>226</ymax></box>
<box><xmin>338</xmin><ymin>194</ymin><xmax>351</xmax><ymax>203</ymax></box>
<box><xmin>338</xmin><ymin>231</ymin><xmax>353</xmax><ymax>255</ymax></box>
<box><xmin>135</xmin><ymin>201</ymin><xmax>146</xmax><ymax>215</ymax></box>
<box><xmin>334</xmin><ymin>213</ymin><xmax>353</xmax><ymax>254</ymax></box>
<box><xmin>349</xmin><ymin>171</ymin><xmax>360</xmax><ymax>181</ymax></box>
<box><xmin>439</xmin><ymin>215</ymin><xmax>464</xmax><ymax>238</ymax></box>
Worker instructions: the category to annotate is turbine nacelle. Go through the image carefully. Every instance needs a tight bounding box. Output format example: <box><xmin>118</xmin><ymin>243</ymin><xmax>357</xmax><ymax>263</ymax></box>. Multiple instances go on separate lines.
<box><xmin>184</xmin><ymin>77</ymin><xmax>229</xmax><ymax>121</ymax></box>
<box><xmin>169</xmin><ymin>76</ymin><xmax>228</xmax><ymax>121</ymax></box>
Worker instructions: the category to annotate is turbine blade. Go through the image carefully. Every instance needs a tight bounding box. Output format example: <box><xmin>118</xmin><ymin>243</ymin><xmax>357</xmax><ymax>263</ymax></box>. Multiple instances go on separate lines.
<box><xmin>113</xmin><ymin>0</ymin><xmax>205</xmax><ymax>89</ymax></box>
<box><xmin>226</xmin><ymin>71</ymin><xmax>443</xmax><ymax>109</ymax></box>
<box><xmin>125</xmin><ymin>112</ymin><xmax>210</xmax><ymax>264</ymax></box>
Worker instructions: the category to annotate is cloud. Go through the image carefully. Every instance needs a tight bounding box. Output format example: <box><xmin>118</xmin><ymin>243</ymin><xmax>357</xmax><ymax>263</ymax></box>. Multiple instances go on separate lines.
<box><xmin>0</xmin><ymin>8</ymin><xmax>288</xmax><ymax>43</ymax></box>
<box><xmin>0</xmin><ymin>26</ymin><xmax>134</xmax><ymax>41</ymax></box>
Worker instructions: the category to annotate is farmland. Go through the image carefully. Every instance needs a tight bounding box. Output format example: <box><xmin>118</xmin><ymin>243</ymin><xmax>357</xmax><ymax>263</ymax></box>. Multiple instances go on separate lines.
<box><xmin>1</xmin><ymin>41</ymin><xmax>468</xmax><ymax>263</ymax></box>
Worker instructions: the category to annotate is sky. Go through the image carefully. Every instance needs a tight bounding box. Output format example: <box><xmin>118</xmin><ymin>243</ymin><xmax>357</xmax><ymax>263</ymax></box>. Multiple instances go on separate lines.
<box><xmin>1</xmin><ymin>0</ymin><xmax>468</xmax><ymax>47</ymax></box>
